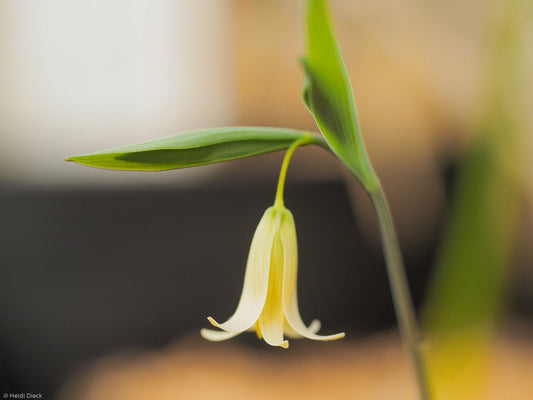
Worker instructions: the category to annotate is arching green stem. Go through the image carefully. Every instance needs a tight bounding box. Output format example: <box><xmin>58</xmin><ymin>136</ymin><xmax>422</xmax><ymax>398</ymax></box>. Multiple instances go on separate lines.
<box><xmin>274</xmin><ymin>135</ymin><xmax>313</xmax><ymax>208</ymax></box>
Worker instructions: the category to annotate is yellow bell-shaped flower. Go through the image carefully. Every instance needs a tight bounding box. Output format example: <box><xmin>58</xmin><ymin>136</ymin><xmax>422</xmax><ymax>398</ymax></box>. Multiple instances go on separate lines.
<box><xmin>201</xmin><ymin>204</ymin><xmax>345</xmax><ymax>348</ymax></box>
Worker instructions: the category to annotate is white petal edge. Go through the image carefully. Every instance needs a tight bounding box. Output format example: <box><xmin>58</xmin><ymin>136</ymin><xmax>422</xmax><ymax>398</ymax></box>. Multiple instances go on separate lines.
<box><xmin>208</xmin><ymin>207</ymin><xmax>277</xmax><ymax>333</ymax></box>
<box><xmin>280</xmin><ymin>210</ymin><xmax>345</xmax><ymax>341</ymax></box>
<box><xmin>284</xmin><ymin>318</ymin><xmax>321</xmax><ymax>339</ymax></box>
<box><xmin>200</xmin><ymin>328</ymin><xmax>240</xmax><ymax>342</ymax></box>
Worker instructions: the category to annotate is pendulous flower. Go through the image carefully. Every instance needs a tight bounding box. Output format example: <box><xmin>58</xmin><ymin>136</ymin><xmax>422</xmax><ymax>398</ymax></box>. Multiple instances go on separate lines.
<box><xmin>201</xmin><ymin>204</ymin><xmax>345</xmax><ymax>348</ymax></box>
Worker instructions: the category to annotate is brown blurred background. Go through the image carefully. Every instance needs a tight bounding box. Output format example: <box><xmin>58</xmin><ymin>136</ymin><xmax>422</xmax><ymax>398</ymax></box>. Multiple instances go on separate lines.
<box><xmin>0</xmin><ymin>0</ymin><xmax>532</xmax><ymax>398</ymax></box>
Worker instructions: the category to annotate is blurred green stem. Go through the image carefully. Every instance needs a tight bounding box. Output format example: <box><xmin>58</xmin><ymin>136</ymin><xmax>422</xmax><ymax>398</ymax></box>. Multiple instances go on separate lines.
<box><xmin>369</xmin><ymin>183</ymin><xmax>431</xmax><ymax>400</ymax></box>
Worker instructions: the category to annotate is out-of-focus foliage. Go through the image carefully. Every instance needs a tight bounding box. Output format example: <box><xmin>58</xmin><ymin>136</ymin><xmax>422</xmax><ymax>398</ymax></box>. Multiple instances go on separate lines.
<box><xmin>424</xmin><ymin>0</ymin><xmax>528</xmax><ymax>397</ymax></box>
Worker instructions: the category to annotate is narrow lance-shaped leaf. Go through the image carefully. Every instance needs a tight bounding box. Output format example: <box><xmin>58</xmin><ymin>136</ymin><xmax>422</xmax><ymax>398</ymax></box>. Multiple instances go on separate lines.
<box><xmin>66</xmin><ymin>127</ymin><xmax>326</xmax><ymax>171</ymax></box>
<box><xmin>302</xmin><ymin>0</ymin><xmax>377</xmax><ymax>191</ymax></box>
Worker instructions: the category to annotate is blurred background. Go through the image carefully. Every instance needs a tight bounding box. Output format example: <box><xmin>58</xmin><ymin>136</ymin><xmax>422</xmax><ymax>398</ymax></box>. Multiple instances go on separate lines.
<box><xmin>0</xmin><ymin>0</ymin><xmax>532</xmax><ymax>399</ymax></box>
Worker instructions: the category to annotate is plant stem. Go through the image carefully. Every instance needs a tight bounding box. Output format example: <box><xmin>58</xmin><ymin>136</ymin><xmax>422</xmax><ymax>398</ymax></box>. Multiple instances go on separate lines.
<box><xmin>369</xmin><ymin>182</ymin><xmax>432</xmax><ymax>400</ymax></box>
<box><xmin>274</xmin><ymin>135</ymin><xmax>313</xmax><ymax>208</ymax></box>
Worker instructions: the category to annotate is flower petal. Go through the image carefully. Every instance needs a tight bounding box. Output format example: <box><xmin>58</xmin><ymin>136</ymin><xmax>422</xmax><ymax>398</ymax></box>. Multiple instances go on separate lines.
<box><xmin>280</xmin><ymin>210</ymin><xmax>345</xmax><ymax>341</ymax></box>
<box><xmin>258</xmin><ymin>231</ymin><xmax>289</xmax><ymax>349</ymax></box>
<box><xmin>284</xmin><ymin>295</ymin><xmax>345</xmax><ymax>341</ymax></box>
<box><xmin>284</xmin><ymin>318</ymin><xmax>321</xmax><ymax>339</ymax></box>
<box><xmin>208</xmin><ymin>207</ymin><xmax>277</xmax><ymax>333</ymax></box>
<box><xmin>200</xmin><ymin>328</ymin><xmax>240</xmax><ymax>342</ymax></box>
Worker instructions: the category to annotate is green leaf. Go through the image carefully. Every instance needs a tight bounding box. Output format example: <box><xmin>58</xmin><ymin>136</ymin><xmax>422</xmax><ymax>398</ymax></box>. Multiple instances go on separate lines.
<box><xmin>66</xmin><ymin>127</ymin><xmax>326</xmax><ymax>171</ymax></box>
<box><xmin>302</xmin><ymin>0</ymin><xmax>377</xmax><ymax>190</ymax></box>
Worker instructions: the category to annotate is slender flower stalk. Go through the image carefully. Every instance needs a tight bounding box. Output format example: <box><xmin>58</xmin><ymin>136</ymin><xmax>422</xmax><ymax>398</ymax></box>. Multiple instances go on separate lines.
<box><xmin>273</xmin><ymin>136</ymin><xmax>308</xmax><ymax>209</ymax></box>
<box><xmin>201</xmin><ymin>135</ymin><xmax>345</xmax><ymax>348</ymax></box>
<box><xmin>369</xmin><ymin>183</ymin><xmax>432</xmax><ymax>400</ymax></box>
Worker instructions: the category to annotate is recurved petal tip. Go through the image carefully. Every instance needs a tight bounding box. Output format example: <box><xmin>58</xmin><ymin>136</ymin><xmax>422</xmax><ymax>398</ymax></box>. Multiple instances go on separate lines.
<box><xmin>207</xmin><ymin>316</ymin><xmax>221</xmax><ymax>328</ymax></box>
<box><xmin>308</xmin><ymin>319</ymin><xmax>321</xmax><ymax>333</ymax></box>
<box><xmin>200</xmin><ymin>328</ymin><xmax>240</xmax><ymax>342</ymax></box>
